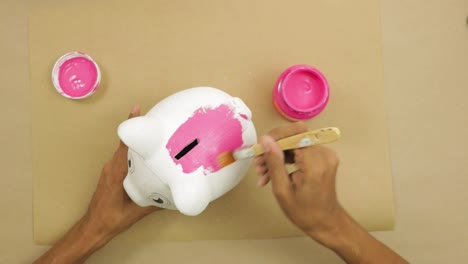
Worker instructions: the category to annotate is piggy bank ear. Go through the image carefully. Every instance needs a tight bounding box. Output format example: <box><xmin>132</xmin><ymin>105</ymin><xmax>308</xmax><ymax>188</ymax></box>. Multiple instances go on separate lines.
<box><xmin>118</xmin><ymin>116</ymin><xmax>162</xmax><ymax>158</ymax></box>
<box><xmin>171</xmin><ymin>177</ymin><xmax>211</xmax><ymax>216</ymax></box>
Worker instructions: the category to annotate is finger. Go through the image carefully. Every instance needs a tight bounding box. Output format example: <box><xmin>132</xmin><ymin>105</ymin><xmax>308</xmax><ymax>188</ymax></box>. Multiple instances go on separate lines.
<box><xmin>256</xmin><ymin>174</ymin><xmax>270</xmax><ymax>187</ymax></box>
<box><xmin>294</xmin><ymin>146</ymin><xmax>337</xmax><ymax>184</ymax></box>
<box><xmin>255</xmin><ymin>164</ymin><xmax>267</xmax><ymax>176</ymax></box>
<box><xmin>120</xmin><ymin>105</ymin><xmax>141</xmax><ymax>147</ymax></box>
<box><xmin>254</xmin><ymin>156</ymin><xmax>265</xmax><ymax>167</ymax></box>
<box><xmin>260</xmin><ymin>136</ymin><xmax>293</xmax><ymax>198</ymax></box>
<box><xmin>289</xmin><ymin>170</ymin><xmax>305</xmax><ymax>188</ymax></box>
<box><xmin>254</xmin><ymin>157</ymin><xmax>266</xmax><ymax>175</ymax></box>
<box><xmin>291</xmin><ymin>148</ymin><xmax>313</xmax><ymax>178</ymax></box>
<box><xmin>267</xmin><ymin>122</ymin><xmax>308</xmax><ymax>141</ymax></box>
<box><xmin>128</xmin><ymin>105</ymin><xmax>141</xmax><ymax>119</ymax></box>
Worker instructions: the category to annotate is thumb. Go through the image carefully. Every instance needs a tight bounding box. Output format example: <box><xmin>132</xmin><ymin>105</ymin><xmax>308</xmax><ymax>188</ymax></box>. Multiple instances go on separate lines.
<box><xmin>260</xmin><ymin>136</ymin><xmax>293</xmax><ymax>196</ymax></box>
<box><xmin>128</xmin><ymin>105</ymin><xmax>141</xmax><ymax>119</ymax></box>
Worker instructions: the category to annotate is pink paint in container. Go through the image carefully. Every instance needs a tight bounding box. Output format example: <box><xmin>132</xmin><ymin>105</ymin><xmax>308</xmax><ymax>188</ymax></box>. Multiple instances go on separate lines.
<box><xmin>52</xmin><ymin>52</ymin><xmax>101</xmax><ymax>99</ymax></box>
<box><xmin>273</xmin><ymin>65</ymin><xmax>329</xmax><ymax>121</ymax></box>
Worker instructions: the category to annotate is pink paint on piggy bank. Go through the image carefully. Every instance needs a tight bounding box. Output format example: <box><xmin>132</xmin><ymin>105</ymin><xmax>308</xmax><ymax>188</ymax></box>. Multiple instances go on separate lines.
<box><xmin>118</xmin><ymin>87</ymin><xmax>257</xmax><ymax>216</ymax></box>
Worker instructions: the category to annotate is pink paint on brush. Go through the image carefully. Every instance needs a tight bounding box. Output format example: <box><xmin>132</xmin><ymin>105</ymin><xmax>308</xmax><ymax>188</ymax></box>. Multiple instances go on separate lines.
<box><xmin>52</xmin><ymin>52</ymin><xmax>101</xmax><ymax>99</ymax></box>
<box><xmin>166</xmin><ymin>104</ymin><xmax>244</xmax><ymax>174</ymax></box>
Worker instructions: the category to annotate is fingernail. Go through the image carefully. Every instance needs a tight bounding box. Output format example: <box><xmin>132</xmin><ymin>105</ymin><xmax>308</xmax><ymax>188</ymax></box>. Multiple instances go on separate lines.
<box><xmin>131</xmin><ymin>105</ymin><xmax>138</xmax><ymax>113</ymax></box>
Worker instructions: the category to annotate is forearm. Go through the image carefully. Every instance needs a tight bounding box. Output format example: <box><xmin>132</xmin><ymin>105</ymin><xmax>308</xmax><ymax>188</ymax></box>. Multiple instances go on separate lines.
<box><xmin>34</xmin><ymin>214</ymin><xmax>115</xmax><ymax>264</ymax></box>
<box><xmin>310</xmin><ymin>208</ymin><xmax>408</xmax><ymax>264</ymax></box>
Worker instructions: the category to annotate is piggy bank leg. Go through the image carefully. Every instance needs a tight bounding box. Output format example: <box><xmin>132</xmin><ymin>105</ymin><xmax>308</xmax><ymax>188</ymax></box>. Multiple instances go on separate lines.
<box><xmin>170</xmin><ymin>175</ymin><xmax>211</xmax><ymax>216</ymax></box>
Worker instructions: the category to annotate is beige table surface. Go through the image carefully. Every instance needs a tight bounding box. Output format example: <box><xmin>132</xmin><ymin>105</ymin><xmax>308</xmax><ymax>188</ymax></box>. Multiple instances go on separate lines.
<box><xmin>29</xmin><ymin>0</ymin><xmax>394</xmax><ymax>245</ymax></box>
<box><xmin>1</xmin><ymin>0</ymin><xmax>467</xmax><ymax>263</ymax></box>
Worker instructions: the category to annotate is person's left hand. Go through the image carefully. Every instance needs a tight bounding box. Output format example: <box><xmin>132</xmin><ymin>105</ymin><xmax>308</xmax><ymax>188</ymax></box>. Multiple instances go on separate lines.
<box><xmin>85</xmin><ymin>105</ymin><xmax>161</xmax><ymax>239</ymax></box>
<box><xmin>34</xmin><ymin>105</ymin><xmax>162</xmax><ymax>264</ymax></box>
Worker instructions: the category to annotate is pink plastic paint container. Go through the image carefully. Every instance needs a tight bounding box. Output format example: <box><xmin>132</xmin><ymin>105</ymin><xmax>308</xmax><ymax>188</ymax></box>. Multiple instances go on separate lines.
<box><xmin>273</xmin><ymin>65</ymin><xmax>329</xmax><ymax>121</ymax></box>
<box><xmin>52</xmin><ymin>52</ymin><xmax>101</xmax><ymax>99</ymax></box>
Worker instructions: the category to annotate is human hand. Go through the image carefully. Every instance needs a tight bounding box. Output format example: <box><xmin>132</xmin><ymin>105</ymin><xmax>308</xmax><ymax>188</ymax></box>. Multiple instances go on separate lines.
<box><xmin>253</xmin><ymin>123</ymin><xmax>409</xmax><ymax>263</ymax></box>
<box><xmin>85</xmin><ymin>105</ymin><xmax>161</xmax><ymax>239</ymax></box>
<box><xmin>34</xmin><ymin>105</ymin><xmax>162</xmax><ymax>264</ymax></box>
<box><xmin>254</xmin><ymin>122</ymin><xmax>342</xmax><ymax>241</ymax></box>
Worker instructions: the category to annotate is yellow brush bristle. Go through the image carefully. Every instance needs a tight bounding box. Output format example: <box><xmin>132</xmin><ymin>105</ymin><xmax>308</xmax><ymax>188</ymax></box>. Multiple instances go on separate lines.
<box><xmin>216</xmin><ymin>151</ymin><xmax>236</xmax><ymax>168</ymax></box>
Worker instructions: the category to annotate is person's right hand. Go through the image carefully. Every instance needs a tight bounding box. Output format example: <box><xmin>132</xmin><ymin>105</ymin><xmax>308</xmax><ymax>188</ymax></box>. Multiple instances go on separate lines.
<box><xmin>254</xmin><ymin>122</ymin><xmax>343</xmax><ymax>241</ymax></box>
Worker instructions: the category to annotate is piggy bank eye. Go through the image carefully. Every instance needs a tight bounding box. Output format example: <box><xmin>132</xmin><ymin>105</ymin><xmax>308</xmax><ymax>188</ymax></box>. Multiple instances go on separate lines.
<box><xmin>153</xmin><ymin>198</ymin><xmax>163</xmax><ymax>204</ymax></box>
<box><xmin>127</xmin><ymin>153</ymin><xmax>135</xmax><ymax>174</ymax></box>
<box><xmin>149</xmin><ymin>193</ymin><xmax>171</xmax><ymax>207</ymax></box>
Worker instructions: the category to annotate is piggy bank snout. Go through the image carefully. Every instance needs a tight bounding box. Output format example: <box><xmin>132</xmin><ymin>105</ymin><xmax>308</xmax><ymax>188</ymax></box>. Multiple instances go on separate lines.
<box><xmin>123</xmin><ymin>150</ymin><xmax>177</xmax><ymax>209</ymax></box>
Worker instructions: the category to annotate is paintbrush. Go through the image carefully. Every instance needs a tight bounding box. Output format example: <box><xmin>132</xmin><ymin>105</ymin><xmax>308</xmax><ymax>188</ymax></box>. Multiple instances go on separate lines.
<box><xmin>217</xmin><ymin>127</ymin><xmax>341</xmax><ymax>168</ymax></box>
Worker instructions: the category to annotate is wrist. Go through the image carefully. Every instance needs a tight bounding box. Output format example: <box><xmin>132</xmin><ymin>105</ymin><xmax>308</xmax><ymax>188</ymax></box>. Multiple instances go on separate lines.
<box><xmin>80</xmin><ymin>213</ymin><xmax>117</xmax><ymax>248</ymax></box>
<box><xmin>306</xmin><ymin>206</ymin><xmax>355</xmax><ymax>249</ymax></box>
<box><xmin>306</xmin><ymin>207</ymin><xmax>409</xmax><ymax>263</ymax></box>
<box><xmin>33</xmin><ymin>215</ymin><xmax>116</xmax><ymax>264</ymax></box>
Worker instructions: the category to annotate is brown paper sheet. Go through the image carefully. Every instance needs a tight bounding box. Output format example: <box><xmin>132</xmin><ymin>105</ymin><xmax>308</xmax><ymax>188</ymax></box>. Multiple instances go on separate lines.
<box><xmin>30</xmin><ymin>0</ymin><xmax>394</xmax><ymax>244</ymax></box>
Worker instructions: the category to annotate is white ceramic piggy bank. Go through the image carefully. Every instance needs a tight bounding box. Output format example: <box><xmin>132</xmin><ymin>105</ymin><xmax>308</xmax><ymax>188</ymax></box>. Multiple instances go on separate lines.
<box><xmin>118</xmin><ymin>87</ymin><xmax>257</xmax><ymax>216</ymax></box>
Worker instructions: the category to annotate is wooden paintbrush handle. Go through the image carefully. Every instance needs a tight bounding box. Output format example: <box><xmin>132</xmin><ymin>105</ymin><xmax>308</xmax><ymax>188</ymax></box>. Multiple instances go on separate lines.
<box><xmin>252</xmin><ymin>127</ymin><xmax>341</xmax><ymax>157</ymax></box>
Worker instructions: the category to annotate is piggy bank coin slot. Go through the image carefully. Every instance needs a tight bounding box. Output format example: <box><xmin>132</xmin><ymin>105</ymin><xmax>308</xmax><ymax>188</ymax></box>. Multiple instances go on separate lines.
<box><xmin>175</xmin><ymin>138</ymin><xmax>199</xmax><ymax>160</ymax></box>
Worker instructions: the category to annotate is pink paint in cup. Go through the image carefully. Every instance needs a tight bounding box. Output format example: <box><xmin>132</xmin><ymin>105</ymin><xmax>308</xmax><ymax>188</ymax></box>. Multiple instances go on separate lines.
<box><xmin>273</xmin><ymin>65</ymin><xmax>329</xmax><ymax>121</ymax></box>
<box><xmin>52</xmin><ymin>52</ymin><xmax>101</xmax><ymax>99</ymax></box>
